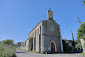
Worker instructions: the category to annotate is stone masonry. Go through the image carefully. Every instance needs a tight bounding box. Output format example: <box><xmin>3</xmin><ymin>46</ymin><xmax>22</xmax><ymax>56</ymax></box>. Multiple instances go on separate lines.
<box><xmin>26</xmin><ymin>8</ymin><xmax>63</xmax><ymax>53</ymax></box>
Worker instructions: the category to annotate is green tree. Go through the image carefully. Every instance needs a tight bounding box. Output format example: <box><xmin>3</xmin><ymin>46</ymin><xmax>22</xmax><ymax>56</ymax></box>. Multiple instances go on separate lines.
<box><xmin>77</xmin><ymin>22</ymin><xmax>85</xmax><ymax>39</ymax></box>
<box><xmin>76</xmin><ymin>22</ymin><xmax>85</xmax><ymax>48</ymax></box>
<box><xmin>83</xmin><ymin>0</ymin><xmax>85</xmax><ymax>5</ymax></box>
<box><xmin>2</xmin><ymin>39</ymin><xmax>14</xmax><ymax>45</ymax></box>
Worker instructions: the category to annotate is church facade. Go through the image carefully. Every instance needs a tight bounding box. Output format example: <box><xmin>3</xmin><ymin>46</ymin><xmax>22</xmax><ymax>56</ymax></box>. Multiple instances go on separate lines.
<box><xmin>26</xmin><ymin>9</ymin><xmax>63</xmax><ymax>53</ymax></box>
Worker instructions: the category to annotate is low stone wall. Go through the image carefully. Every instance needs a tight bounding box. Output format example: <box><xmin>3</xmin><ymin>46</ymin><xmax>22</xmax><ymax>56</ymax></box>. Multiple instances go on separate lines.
<box><xmin>80</xmin><ymin>38</ymin><xmax>85</xmax><ymax>53</ymax></box>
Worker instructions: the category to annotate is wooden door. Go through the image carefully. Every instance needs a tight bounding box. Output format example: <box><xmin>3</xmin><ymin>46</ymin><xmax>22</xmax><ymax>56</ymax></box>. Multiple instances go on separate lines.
<box><xmin>51</xmin><ymin>42</ymin><xmax>55</xmax><ymax>53</ymax></box>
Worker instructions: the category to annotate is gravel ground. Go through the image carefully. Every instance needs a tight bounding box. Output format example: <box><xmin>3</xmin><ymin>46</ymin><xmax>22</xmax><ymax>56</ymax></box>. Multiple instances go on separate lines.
<box><xmin>16</xmin><ymin>50</ymin><xmax>84</xmax><ymax>57</ymax></box>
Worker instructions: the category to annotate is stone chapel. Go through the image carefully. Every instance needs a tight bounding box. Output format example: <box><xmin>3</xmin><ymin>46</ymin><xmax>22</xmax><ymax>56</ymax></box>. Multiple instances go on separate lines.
<box><xmin>26</xmin><ymin>8</ymin><xmax>63</xmax><ymax>53</ymax></box>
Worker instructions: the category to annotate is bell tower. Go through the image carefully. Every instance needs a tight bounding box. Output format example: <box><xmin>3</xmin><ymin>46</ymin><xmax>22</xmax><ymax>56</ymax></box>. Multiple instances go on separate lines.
<box><xmin>47</xmin><ymin>8</ymin><xmax>54</xmax><ymax>21</ymax></box>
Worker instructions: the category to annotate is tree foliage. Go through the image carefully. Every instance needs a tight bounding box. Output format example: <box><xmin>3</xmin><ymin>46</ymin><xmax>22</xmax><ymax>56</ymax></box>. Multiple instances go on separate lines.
<box><xmin>76</xmin><ymin>22</ymin><xmax>85</xmax><ymax>48</ymax></box>
<box><xmin>75</xmin><ymin>43</ymin><xmax>82</xmax><ymax>48</ymax></box>
<box><xmin>77</xmin><ymin>22</ymin><xmax>85</xmax><ymax>39</ymax></box>
<box><xmin>2</xmin><ymin>39</ymin><xmax>14</xmax><ymax>45</ymax></box>
<box><xmin>83</xmin><ymin>0</ymin><xmax>85</xmax><ymax>5</ymax></box>
<box><xmin>0</xmin><ymin>42</ymin><xmax>16</xmax><ymax>57</ymax></box>
<box><xmin>0</xmin><ymin>39</ymin><xmax>16</xmax><ymax>57</ymax></box>
<box><xmin>62</xmin><ymin>40</ymin><xmax>74</xmax><ymax>53</ymax></box>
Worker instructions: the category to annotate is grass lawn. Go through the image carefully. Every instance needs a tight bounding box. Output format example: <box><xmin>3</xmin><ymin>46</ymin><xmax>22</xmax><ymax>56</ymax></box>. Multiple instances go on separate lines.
<box><xmin>18</xmin><ymin>49</ymin><xmax>27</xmax><ymax>51</ymax></box>
<box><xmin>79</xmin><ymin>53</ymin><xmax>85</xmax><ymax>57</ymax></box>
<box><xmin>17</xmin><ymin>48</ymin><xmax>44</xmax><ymax>54</ymax></box>
<box><xmin>28</xmin><ymin>51</ymin><xmax>44</xmax><ymax>54</ymax></box>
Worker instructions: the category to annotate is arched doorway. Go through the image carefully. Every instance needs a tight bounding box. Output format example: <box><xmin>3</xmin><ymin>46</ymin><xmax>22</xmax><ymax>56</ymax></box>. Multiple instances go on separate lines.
<box><xmin>51</xmin><ymin>41</ymin><xmax>55</xmax><ymax>53</ymax></box>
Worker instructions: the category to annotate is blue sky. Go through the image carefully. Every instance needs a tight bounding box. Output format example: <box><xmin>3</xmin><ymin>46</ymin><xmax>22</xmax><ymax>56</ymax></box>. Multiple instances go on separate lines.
<box><xmin>0</xmin><ymin>0</ymin><xmax>85</xmax><ymax>43</ymax></box>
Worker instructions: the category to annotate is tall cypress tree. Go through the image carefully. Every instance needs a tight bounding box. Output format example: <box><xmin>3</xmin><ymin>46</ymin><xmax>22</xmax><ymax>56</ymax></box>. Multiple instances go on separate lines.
<box><xmin>71</xmin><ymin>31</ymin><xmax>74</xmax><ymax>41</ymax></box>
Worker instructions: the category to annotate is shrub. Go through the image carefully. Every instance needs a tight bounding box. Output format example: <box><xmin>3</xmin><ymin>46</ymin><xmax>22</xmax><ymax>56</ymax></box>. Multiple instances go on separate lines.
<box><xmin>83</xmin><ymin>36</ymin><xmax>85</xmax><ymax>40</ymax></box>
<box><xmin>75</xmin><ymin>43</ymin><xmax>82</xmax><ymax>49</ymax></box>
<box><xmin>0</xmin><ymin>43</ymin><xmax>16</xmax><ymax>57</ymax></box>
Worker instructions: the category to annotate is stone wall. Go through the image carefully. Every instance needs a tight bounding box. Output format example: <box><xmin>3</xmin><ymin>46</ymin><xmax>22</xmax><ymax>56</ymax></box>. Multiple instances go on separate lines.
<box><xmin>42</xmin><ymin>20</ymin><xmax>63</xmax><ymax>52</ymax></box>
<box><xmin>27</xmin><ymin>21</ymin><xmax>42</xmax><ymax>52</ymax></box>
<box><xmin>26</xmin><ymin>20</ymin><xmax>63</xmax><ymax>53</ymax></box>
<box><xmin>26</xmin><ymin>39</ymin><xmax>29</xmax><ymax>50</ymax></box>
<box><xmin>80</xmin><ymin>38</ymin><xmax>85</xmax><ymax>53</ymax></box>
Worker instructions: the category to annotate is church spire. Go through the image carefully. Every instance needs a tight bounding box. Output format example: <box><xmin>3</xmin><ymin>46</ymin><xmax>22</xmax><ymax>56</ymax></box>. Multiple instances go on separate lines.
<box><xmin>47</xmin><ymin>8</ymin><xmax>54</xmax><ymax>21</ymax></box>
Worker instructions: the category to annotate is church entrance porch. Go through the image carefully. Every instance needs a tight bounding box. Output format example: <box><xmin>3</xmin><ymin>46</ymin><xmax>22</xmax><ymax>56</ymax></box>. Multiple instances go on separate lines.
<box><xmin>29</xmin><ymin>38</ymin><xmax>33</xmax><ymax>51</ymax></box>
<box><xmin>51</xmin><ymin>41</ymin><xmax>55</xmax><ymax>53</ymax></box>
<box><xmin>28</xmin><ymin>38</ymin><xmax>36</xmax><ymax>51</ymax></box>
